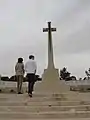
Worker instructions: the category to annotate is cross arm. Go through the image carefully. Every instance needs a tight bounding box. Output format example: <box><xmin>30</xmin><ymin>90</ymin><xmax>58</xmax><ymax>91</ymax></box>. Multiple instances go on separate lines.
<box><xmin>43</xmin><ymin>28</ymin><xmax>56</xmax><ymax>32</ymax></box>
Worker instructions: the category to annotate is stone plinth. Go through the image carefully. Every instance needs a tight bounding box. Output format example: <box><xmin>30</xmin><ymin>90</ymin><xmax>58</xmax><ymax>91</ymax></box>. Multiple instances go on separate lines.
<box><xmin>35</xmin><ymin>68</ymin><xmax>69</xmax><ymax>94</ymax></box>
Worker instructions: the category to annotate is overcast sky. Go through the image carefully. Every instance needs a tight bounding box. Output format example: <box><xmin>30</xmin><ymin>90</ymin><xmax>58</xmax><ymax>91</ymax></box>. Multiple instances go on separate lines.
<box><xmin>0</xmin><ymin>0</ymin><xmax>90</xmax><ymax>79</ymax></box>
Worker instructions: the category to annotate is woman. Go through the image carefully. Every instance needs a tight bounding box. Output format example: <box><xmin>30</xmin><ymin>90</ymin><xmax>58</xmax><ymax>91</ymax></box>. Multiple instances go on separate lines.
<box><xmin>15</xmin><ymin>58</ymin><xmax>24</xmax><ymax>94</ymax></box>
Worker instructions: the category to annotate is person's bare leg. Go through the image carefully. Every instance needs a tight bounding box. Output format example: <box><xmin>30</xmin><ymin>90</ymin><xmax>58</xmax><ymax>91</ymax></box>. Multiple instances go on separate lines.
<box><xmin>17</xmin><ymin>76</ymin><xmax>19</xmax><ymax>93</ymax></box>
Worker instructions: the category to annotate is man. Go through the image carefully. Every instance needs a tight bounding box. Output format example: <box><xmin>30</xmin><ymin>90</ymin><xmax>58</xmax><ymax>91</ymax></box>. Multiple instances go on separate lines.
<box><xmin>15</xmin><ymin>58</ymin><xmax>24</xmax><ymax>94</ymax></box>
<box><xmin>25</xmin><ymin>55</ymin><xmax>37</xmax><ymax>97</ymax></box>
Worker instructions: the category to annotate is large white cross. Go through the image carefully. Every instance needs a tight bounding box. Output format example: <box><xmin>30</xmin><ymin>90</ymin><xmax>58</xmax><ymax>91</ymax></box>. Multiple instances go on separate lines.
<box><xmin>43</xmin><ymin>22</ymin><xmax>56</xmax><ymax>69</ymax></box>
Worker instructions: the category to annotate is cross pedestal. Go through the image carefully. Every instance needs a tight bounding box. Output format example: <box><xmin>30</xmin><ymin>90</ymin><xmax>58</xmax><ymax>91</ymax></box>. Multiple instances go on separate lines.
<box><xmin>35</xmin><ymin>22</ymin><xmax>69</xmax><ymax>94</ymax></box>
<box><xmin>36</xmin><ymin>68</ymin><xmax>69</xmax><ymax>94</ymax></box>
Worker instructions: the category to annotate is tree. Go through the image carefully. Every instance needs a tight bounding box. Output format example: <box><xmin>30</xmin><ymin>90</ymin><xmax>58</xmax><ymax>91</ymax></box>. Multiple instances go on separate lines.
<box><xmin>60</xmin><ymin>67</ymin><xmax>76</xmax><ymax>81</ymax></box>
<box><xmin>85</xmin><ymin>68</ymin><xmax>90</xmax><ymax>79</ymax></box>
<box><xmin>60</xmin><ymin>67</ymin><xmax>70</xmax><ymax>81</ymax></box>
<box><xmin>1</xmin><ymin>76</ymin><xmax>9</xmax><ymax>81</ymax></box>
<box><xmin>85</xmin><ymin>70</ymin><xmax>90</xmax><ymax>77</ymax></box>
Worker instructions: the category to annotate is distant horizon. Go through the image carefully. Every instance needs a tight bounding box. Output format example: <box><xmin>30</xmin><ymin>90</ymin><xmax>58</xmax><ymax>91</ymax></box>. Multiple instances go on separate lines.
<box><xmin>0</xmin><ymin>66</ymin><xmax>87</xmax><ymax>79</ymax></box>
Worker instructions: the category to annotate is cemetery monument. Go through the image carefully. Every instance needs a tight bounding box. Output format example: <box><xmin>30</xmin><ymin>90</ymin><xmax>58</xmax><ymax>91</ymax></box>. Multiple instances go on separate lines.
<box><xmin>35</xmin><ymin>22</ymin><xmax>69</xmax><ymax>93</ymax></box>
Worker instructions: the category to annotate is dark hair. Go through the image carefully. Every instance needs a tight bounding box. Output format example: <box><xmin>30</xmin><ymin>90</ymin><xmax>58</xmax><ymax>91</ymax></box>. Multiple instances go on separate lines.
<box><xmin>18</xmin><ymin>58</ymin><xmax>23</xmax><ymax>63</ymax></box>
<box><xmin>29</xmin><ymin>55</ymin><xmax>34</xmax><ymax>59</ymax></box>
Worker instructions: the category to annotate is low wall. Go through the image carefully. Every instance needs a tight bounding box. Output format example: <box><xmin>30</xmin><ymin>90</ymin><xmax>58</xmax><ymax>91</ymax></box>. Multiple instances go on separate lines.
<box><xmin>65</xmin><ymin>80</ymin><xmax>90</xmax><ymax>91</ymax></box>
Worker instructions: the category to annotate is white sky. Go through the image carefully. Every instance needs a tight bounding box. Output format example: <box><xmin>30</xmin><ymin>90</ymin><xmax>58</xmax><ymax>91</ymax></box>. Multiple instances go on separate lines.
<box><xmin>0</xmin><ymin>0</ymin><xmax>90</xmax><ymax>79</ymax></box>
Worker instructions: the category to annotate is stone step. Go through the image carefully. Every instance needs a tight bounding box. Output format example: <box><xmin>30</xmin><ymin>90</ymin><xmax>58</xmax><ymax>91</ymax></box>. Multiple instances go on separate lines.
<box><xmin>0</xmin><ymin>96</ymin><xmax>68</xmax><ymax>102</ymax></box>
<box><xmin>0</xmin><ymin>92</ymin><xmax>90</xmax><ymax>101</ymax></box>
<box><xmin>0</xmin><ymin>111</ymin><xmax>90</xmax><ymax>119</ymax></box>
<box><xmin>0</xmin><ymin>105</ymin><xmax>90</xmax><ymax>112</ymax></box>
<box><xmin>0</xmin><ymin>94</ymin><xmax>90</xmax><ymax>119</ymax></box>
<box><xmin>0</xmin><ymin>100</ymin><xmax>90</xmax><ymax>106</ymax></box>
<box><xmin>0</xmin><ymin>118</ymin><xmax>90</xmax><ymax>120</ymax></box>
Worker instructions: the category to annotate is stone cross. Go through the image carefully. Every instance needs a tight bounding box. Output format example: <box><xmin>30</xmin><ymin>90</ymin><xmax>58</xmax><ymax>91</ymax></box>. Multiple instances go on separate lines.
<box><xmin>35</xmin><ymin>22</ymin><xmax>69</xmax><ymax>93</ymax></box>
<box><xmin>43</xmin><ymin>22</ymin><xmax>56</xmax><ymax>69</ymax></box>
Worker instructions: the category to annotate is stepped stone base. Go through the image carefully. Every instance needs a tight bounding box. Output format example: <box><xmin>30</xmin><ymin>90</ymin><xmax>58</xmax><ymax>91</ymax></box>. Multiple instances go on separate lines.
<box><xmin>0</xmin><ymin>93</ymin><xmax>90</xmax><ymax>119</ymax></box>
<box><xmin>35</xmin><ymin>68</ymin><xmax>69</xmax><ymax>94</ymax></box>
